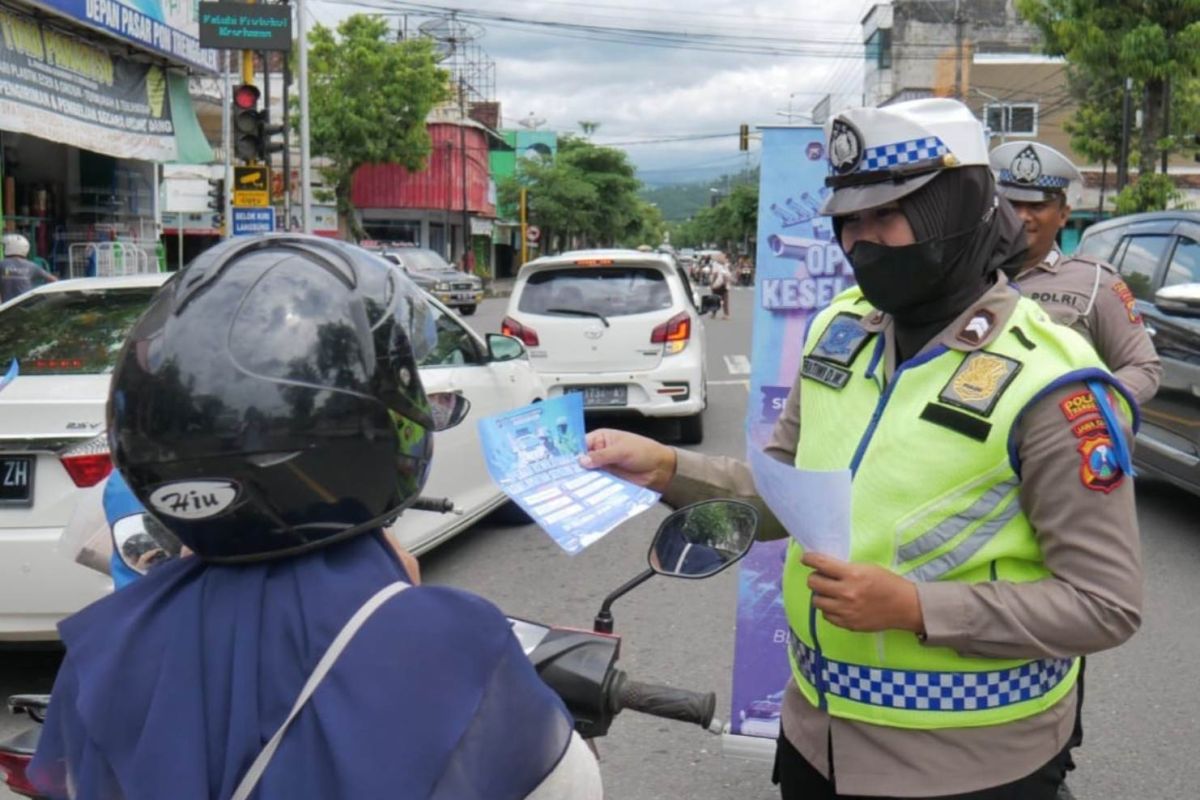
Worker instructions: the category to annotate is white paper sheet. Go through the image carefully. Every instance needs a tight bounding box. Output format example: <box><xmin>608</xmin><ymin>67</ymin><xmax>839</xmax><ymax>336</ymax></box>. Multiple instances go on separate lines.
<box><xmin>747</xmin><ymin>445</ymin><xmax>852</xmax><ymax>559</ymax></box>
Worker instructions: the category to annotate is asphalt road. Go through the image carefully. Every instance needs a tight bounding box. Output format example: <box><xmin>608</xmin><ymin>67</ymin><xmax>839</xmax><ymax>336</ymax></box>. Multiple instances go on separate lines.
<box><xmin>3</xmin><ymin>289</ymin><xmax>1198</xmax><ymax>799</ymax></box>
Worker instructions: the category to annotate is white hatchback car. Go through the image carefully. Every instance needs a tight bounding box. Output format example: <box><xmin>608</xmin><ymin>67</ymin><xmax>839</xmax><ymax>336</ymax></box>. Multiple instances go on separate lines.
<box><xmin>0</xmin><ymin>273</ymin><xmax>541</xmax><ymax>641</ymax></box>
<box><xmin>502</xmin><ymin>249</ymin><xmax>715</xmax><ymax>443</ymax></box>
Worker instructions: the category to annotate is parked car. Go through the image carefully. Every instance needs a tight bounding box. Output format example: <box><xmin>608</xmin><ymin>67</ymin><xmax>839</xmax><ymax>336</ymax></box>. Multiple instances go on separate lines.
<box><xmin>371</xmin><ymin>245</ymin><xmax>484</xmax><ymax>316</ymax></box>
<box><xmin>1075</xmin><ymin>211</ymin><xmax>1200</xmax><ymax>497</ymax></box>
<box><xmin>0</xmin><ymin>270</ymin><xmax>541</xmax><ymax>641</ymax></box>
<box><xmin>502</xmin><ymin>249</ymin><xmax>719</xmax><ymax>444</ymax></box>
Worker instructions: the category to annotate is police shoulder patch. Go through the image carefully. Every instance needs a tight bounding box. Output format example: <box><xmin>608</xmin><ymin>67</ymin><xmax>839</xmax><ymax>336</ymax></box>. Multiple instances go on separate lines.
<box><xmin>811</xmin><ymin>312</ymin><xmax>871</xmax><ymax>366</ymax></box>
<box><xmin>1110</xmin><ymin>279</ymin><xmax>1142</xmax><ymax>324</ymax></box>
<box><xmin>1078</xmin><ymin>434</ymin><xmax>1125</xmax><ymax>493</ymax></box>
<box><xmin>938</xmin><ymin>351</ymin><xmax>1023</xmax><ymax>417</ymax></box>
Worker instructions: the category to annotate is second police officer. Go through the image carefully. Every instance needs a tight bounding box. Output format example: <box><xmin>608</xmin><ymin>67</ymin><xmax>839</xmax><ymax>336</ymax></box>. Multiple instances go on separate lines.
<box><xmin>581</xmin><ymin>98</ymin><xmax>1143</xmax><ymax>800</ymax></box>
<box><xmin>989</xmin><ymin>141</ymin><xmax>1161</xmax><ymax>405</ymax></box>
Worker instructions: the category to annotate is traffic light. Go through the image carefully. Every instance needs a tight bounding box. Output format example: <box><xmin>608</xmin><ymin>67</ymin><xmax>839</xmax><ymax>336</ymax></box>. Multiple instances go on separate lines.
<box><xmin>738</xmin><ymin>123</ymin><xmax>749</xmax><ymax>151</ymax></box>
<box><xmin>207</xmin><ymin>178</ymin><xmax>225</xmax><ymax>228</ymax></box>
<box><xmin>232</xmin><ymin>83</ymin><xmax>263</xmax><ymax>162</ymax></box>
<box><xmin>264</xmin><ymin>120</ymin><xmax>286</xmax><ymax>157</ymax></box>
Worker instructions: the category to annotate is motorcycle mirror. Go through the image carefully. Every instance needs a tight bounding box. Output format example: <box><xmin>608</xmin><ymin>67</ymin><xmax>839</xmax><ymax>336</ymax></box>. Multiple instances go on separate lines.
<box><xmin>113</xmin><ymin>513</ymin><xmax>183</xmax><ymax>576</ymax></box>
<box><xmin>428</xmin><ymin>391</ymin><xmax>471</xmax><ymax>432</ymax></box>
<box><xmin>647</xmin><ymin>499</ymin><xmax>758</xmax><ymax>579</ymax></box>
<box><xmin>593</xmin><ymin>499</ymin><xmax>758</xmax><ymax>634</ymax></box>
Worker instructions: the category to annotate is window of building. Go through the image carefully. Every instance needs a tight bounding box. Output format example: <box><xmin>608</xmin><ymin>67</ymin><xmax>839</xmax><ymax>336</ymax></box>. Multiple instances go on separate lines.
<box><xmin>985</xmin><ymin>103</ymin><xmax>1038</xmax><ymax>137</ymax></box>
<box><xmin>865</xmin><ymin>29</ymin><xmax>892</xmax><ymax>70</ymax></box>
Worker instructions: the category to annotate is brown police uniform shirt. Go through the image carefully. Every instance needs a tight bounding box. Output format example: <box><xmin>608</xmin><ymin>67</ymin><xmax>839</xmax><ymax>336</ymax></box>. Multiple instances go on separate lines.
<box><xmin>1014</xmin><ymin>247</ymin><xmax>1162</xmax><ymax>406</ymax></box>
<box><xmin>662</xmin><ymin>276</ymin><xmax>1143</xmax><ymax>797</ymax></box>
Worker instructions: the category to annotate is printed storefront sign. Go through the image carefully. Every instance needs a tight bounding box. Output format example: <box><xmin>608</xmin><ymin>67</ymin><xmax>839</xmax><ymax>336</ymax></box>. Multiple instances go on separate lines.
<box><xmin>0</xmin><ymin>5</ymin><xmax>183</xmax><ymax>161</ymax></box>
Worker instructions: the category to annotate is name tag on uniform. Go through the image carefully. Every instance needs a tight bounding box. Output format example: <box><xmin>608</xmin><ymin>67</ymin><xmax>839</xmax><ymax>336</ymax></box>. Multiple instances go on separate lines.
<box><xmin>811</xmin><ymin>313</ymin><xmax>871</xmax><ymax>366</ymax></box>
<box><xmin>801</xmin><ymin>357</ymin><xmax>851</xmax><ymax>390</ymax></box>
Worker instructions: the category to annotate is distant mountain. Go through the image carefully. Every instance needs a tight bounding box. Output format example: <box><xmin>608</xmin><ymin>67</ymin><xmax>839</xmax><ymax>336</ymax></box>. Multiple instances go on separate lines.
<box><xmin>638</xmin><ymin>167</ymin><xmax>759</xmax><ymax>221</ymax></box>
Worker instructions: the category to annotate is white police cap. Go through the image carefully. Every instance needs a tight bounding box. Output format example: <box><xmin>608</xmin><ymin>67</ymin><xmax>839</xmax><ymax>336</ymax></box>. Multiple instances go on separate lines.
<box><xmin>820</xmin><ymin>98</ymin><xmax>990</xmax><ymax>217</ymax></box>
<box><xmin>990</xmin><ymin>141</ymin><xmax>1082</xmax><ymax>206</ymax></box>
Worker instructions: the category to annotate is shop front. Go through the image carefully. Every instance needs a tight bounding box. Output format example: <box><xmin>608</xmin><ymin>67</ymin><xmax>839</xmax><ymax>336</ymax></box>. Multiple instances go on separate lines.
<box><xmin>0</xmin><ymin>0</ymin><xmax>212</xmax><ymax>276</ymax></box>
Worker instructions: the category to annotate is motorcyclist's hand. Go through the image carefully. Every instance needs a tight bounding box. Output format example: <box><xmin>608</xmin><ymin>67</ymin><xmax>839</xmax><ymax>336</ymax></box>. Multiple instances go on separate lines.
<box><xmin>581</xmin><ymin>429</ymin><xmax>677</xmax><ymax>493</ymax></box>
<box><xmin>803</xmin><ymin>552</ymin><xmax>924</xmax><ymax>634</ymax></box>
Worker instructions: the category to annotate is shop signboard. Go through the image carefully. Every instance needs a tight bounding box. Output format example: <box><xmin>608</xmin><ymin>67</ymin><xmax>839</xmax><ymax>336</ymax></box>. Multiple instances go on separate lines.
<box><xmin>0</xmin><ymin>5</ymin><xmax>183</xmax><ymax>161</ymax></box>
<box><xmin>28</xmin><ymin>0</ymin><xmax>218</xmax><ymax>73</ymax></box>
<box><xmin>231</xmin><ymin>207</ymin><xmax>275</xmax><ymax>236</ymax></box>
<box><xmin>198</xmin><ymin>2</ymin><xmax>292</xmax><ymax>51</ymax></box>
<box><xmin>233</xmin><ymin>166</ymin><xmax>270</xmax><ymax>207</ymax></box>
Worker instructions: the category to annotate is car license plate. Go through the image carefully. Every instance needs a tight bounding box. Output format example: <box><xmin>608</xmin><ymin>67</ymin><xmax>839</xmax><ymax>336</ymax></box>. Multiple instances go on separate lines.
<box><xmin>454</xmin><ymin>292</ymin><xmax>475</xmax><ymax>301</ymax></box>
<box><xmin>568</xmin><ymin>385</ymin><xmax>627</xmax><ymax>407</ymax></box>
<box><xmin>0</xmin><ymin>456</ymin><xmax>33</xmax><ymax>505</ymax></box>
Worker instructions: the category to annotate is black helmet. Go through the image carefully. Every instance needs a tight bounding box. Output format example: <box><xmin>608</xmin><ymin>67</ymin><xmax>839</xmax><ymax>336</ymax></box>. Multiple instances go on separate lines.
<box><xmin>108</xmin><ymin>235</ymin><xmax>439</xmax><ymax>562</ymax></box>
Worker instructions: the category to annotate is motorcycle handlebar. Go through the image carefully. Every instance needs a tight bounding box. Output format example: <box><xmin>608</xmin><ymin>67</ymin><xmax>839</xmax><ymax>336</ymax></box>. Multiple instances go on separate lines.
<box><xmin>409</xmin><ymin>496</ymin><xmax>456</xmax><ymax>514</ymax></box>
<box><xmin>615</xmin><ymin>678</ymin><xmax>716</xmax><ymax>730</ymax></box>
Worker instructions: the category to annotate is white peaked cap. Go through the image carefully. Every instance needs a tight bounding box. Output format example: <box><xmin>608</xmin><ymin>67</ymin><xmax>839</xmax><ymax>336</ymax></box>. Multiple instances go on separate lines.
<box><xmin>990</xmin><ymin>141</ymin><xmax>1083</xmax><ymax>206</ymax></box>
<box><xmin>820</xmin><ymin>97</ymin><xmax>990</xmax><ymax>216</ymax></box>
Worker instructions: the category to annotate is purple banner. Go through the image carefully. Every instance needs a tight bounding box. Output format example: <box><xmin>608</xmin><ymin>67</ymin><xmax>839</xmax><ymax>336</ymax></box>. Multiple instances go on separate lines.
<box><xmin>727</xmin><ymin>126</ymin><xmax>853</xmax><ymax>740</ymax></box>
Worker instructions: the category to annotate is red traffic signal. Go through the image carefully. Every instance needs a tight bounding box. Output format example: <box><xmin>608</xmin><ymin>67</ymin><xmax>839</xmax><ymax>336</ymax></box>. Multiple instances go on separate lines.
<box><xmin>233</xmin><ymin>84</ymin><xmax>260</xmax><ymax>110</ymax></box>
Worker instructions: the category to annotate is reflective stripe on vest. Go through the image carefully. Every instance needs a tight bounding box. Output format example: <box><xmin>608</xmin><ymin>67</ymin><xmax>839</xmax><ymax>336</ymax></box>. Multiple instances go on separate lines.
<box><xmin>789</xmin><ymin>633</ymin><xmax>1074</xmax><ymax>712</ymax></box>
<box><xmin>903</xmin><ymin>479</ymin><xmax>1022</xmax><ymax>582</ymax></box>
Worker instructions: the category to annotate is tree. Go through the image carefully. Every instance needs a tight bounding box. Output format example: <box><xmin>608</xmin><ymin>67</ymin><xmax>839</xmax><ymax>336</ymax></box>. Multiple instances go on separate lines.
<box><xmin>1114</xmin><ymin>173</ymin><xmax>1185</xmax><ymax>215</ymax></box>
<box><xmin>497</xmin><ymin>136</ymin><xmax>643</xmax><ymax>250</ymax></box>
<box><xmin>1018</xmin><ymin>0</ymin><xmax>1200</xmax><ymax>174</ymax></box>
<box><xmin>305</xmin><ymin>15</ymin><xmax>448</xmax><ymax>239</ymax></box>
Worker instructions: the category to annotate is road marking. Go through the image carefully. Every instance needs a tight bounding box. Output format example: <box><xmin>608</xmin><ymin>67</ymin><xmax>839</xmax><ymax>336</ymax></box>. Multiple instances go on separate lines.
<box><xmin>723</xmin><ymin>355</ymin><xmax>751</xmax><ymax>375</ymax></box>
<box><xmin>708</xmin><ymin>379</ymin><xmax>750</xmax><ymax>391</ymax></box>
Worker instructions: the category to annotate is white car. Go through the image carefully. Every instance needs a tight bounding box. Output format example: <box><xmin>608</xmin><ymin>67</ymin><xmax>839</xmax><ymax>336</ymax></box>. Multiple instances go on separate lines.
<box><xmin>501</xmin><ymin>249</ymin><xmax>715</xmax><ymax>444</ymax></box>
<box><xmin>0</xmin><ymin>274</ymin><xmax>541</xmax><ymax>641</ymax></box>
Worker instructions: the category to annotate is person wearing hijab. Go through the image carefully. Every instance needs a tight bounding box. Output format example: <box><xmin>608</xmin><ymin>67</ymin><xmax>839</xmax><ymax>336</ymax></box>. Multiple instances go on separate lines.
<box><xmin>29</xmin><ymin>235</ymin><xmax>601</xmax><ymax>800</ymax></box>
<box><xmin>578</xmin><ymin>99</ymin><xmax>1142</xmax><ymax>799</ymax></box>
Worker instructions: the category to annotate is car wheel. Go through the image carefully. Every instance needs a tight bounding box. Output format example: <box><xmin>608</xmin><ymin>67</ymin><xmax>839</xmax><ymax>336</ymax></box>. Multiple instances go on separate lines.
<box><xmin>459</xmin><ymin>305</ymin><xmax>477</xmax><ymax>316</ymax></box>
<box><xmin>679</xmin><ymin>411</ymin><xmax>704</xmax><ymax>445</ymax></box>
<box><xmin>491</xmin><ymin>500</ymin><xmax>533</xmax><ymax>525</ymax></box>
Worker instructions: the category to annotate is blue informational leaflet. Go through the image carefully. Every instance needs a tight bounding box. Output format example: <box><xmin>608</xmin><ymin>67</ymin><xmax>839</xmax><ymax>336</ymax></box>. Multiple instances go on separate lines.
<box><xmin>478</xmin><ymin>393</ymin><xmax>660</xmax><ymax>555</ymax></box>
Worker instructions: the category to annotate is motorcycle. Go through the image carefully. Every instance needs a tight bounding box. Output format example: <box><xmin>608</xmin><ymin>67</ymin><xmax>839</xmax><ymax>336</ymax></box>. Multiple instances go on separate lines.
<box><xmin>737</xmin><ymin>265</ymin><xmax>754</xmax><ymax>287</ymax></box>
<box><xmin>0</xmin><ymin>495</ymin><xmax>758</xmax><ymax>796</ymax></box>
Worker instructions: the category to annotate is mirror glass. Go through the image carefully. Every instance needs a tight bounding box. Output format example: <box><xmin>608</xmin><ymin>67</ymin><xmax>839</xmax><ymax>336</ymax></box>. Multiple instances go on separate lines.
<box><xmin>488</xmin><ymin>333</ymin><xmax>526</xmax><ymax>362</ymax></box>
<box><xmin>428</xmin><ymin>391</ymin><xmax>471</xmax><ymax>431</ymax></box>
<box><xmin>1154</xmin><ymin>282</ymin><xmax>1200</xmax><ymax>316</ymax></box>
<box><xmin>648</xmin><ymin>499</ymin><xmax>758</xmax><ymax>579</ymax></box>
<box><xmin>114</xmin><ymin>513</ymin><xmax>182</xmax><ymax>576</ymax></box>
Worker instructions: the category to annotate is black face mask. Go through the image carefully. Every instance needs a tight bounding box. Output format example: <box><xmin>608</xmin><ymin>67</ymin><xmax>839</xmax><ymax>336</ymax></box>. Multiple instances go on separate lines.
<box><xmin>847</xmin><ymin>236</ymin><xmax>948</xmax><ymax>319</ymax></box>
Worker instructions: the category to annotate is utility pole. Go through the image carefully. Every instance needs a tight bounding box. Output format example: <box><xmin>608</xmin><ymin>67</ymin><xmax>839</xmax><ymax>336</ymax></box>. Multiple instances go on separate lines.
<box><xmin>297</xmin><ymin>0</ymin><xmax>313</xmax><ymax>233</ymax></box>
<box><xmin>1161</xmin><ymin>76</ymin><xmax>1171</xmax><ymax>174</ymax></box>
<box><xmin>1118</xmin><ymin>76</ymin><xmax>1133</xmax><ymax>190</ymax></box>
<box><xmin>953</xmin><ymin>0</ymin><xmax>966</xmax><ymax>101</ymax></box>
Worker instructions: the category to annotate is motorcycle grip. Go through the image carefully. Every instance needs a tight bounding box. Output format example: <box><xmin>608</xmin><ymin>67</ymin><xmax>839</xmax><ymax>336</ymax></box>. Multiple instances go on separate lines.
<box><xmin>617</xmin><ymin>679</ymin><xmax>716</xmax><ymax>729</ymax></box>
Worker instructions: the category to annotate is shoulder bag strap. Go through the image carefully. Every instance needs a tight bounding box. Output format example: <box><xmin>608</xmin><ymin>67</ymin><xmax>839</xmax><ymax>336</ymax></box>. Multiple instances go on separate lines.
<box><xmin>230</xmin><ymin>581</ymin><xmax>412</xmax><ymax>800</ymax></box>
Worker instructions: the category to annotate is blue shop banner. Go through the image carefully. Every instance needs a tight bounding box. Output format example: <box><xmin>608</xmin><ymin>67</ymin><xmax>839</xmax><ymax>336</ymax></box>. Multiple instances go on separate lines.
<box><xmin>30</xmin><ymin>0</ymin><xmax>219</xmax><ymax>72</ymax></box>
<box><xmin>725</xmin><ymin>126</ymin><xmax>855</xmax><ymax>750</ymax></box>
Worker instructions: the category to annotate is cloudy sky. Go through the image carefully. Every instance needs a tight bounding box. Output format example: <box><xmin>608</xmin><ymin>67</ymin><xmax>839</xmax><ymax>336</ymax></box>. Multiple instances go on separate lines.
<box><xmin>310</xmin><ymin>0</ymin><xmax>874</xmax><ymax>184</ymax></box>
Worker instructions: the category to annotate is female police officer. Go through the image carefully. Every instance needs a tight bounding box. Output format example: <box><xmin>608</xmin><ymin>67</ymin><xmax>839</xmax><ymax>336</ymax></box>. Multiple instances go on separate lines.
<box><xmin>30</xmin><ymin>236</ymin><xmax>600</xmax><ymax>800</ymax></box>
<box><xmin>582</xmin><ymin>99</ymin><xmax>1142</xmax><ymax>799</ymax></box>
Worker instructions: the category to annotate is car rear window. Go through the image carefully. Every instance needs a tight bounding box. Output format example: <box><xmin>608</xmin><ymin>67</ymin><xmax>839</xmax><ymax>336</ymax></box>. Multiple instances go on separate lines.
<box><xmin>0</xmin><ymin>287</ymin><xmax>158</xmax><ymax>374</ymax></box>
<box><xmin>518</xmin><ymin>267</ymin><xmax>673</xmax><ymax>317</ymax></box>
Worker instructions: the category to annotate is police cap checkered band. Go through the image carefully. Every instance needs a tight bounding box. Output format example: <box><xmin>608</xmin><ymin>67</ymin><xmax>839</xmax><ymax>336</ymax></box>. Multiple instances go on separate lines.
<box><xmin>820</xmin><ymin>98</ymin><xmax>990</xmax><ymax>216</ymax></box>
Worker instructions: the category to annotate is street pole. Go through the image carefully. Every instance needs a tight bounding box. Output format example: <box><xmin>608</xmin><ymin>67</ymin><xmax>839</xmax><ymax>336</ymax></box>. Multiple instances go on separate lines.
<box><xmin>297</xmin><ymin>0</ymin><xmax>313</xmax><ymax>234</ymax></box>
<box><xmin>953</xmin><ymin>0</ymin><xmax>965</xmax><ymax>101</ymax></box>
<box><xmin>1118</xmin><ymin>76</ymin><xmax>1133</xmax><ymax>191</ymax></box>
<box><xmin>459</xmin><ymin>78</ymin><xmax>470</xmax><ymax>271</ymax></box>
<box><xmin>519</xmin><ymin>187</ymin><xmax>528</xmax><ymax>266</ymax></box>
<box><xmin>1161</xmin><ymin>76</ymin><xmax>1171</xmax><ymax>174</ymax></box>
<box><xmin>222</xmin><ymin>52</ymin><xmax>233</xmax><ymax>239</ymax></box>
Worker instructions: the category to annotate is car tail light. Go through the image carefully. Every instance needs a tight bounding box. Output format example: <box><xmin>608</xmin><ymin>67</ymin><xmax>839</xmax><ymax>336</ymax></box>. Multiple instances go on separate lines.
<box><xmin>59</xmin><ymin>433</ymin><xmax>114</xmax><ymax>488</ymax></box>
<box><xmin>650</xmin><ymin>311</ymin><xmax>691</xmax><ymax>354</ymax></box>
<box><xmin>0</xmin><ymin>750</ymin><xmax>36</xmax><ymax>796</ymax></box>
<box><xmin>501</xmin><ymin>316</ymin><xmax>540</xmax><ymax>347</ymax></box>
<box><xmin>573</xmin><ymin>258</ymin><xmax>613</xmax><ymax>266</ymax></box>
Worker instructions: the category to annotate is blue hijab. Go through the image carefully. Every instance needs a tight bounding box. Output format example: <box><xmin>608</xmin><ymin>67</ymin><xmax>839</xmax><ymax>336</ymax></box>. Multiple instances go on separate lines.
<box><xmin>30</xmin><ymin>532</ymin><xmax>574</xmax><ymax>799</ymax></box>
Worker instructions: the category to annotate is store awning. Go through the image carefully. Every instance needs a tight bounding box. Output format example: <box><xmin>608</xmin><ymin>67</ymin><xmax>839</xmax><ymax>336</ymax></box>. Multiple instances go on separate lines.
<box><xmin>0</xmin><ymin>5</ymin><xmax>213</xmax><ymax>164</ymax></box>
